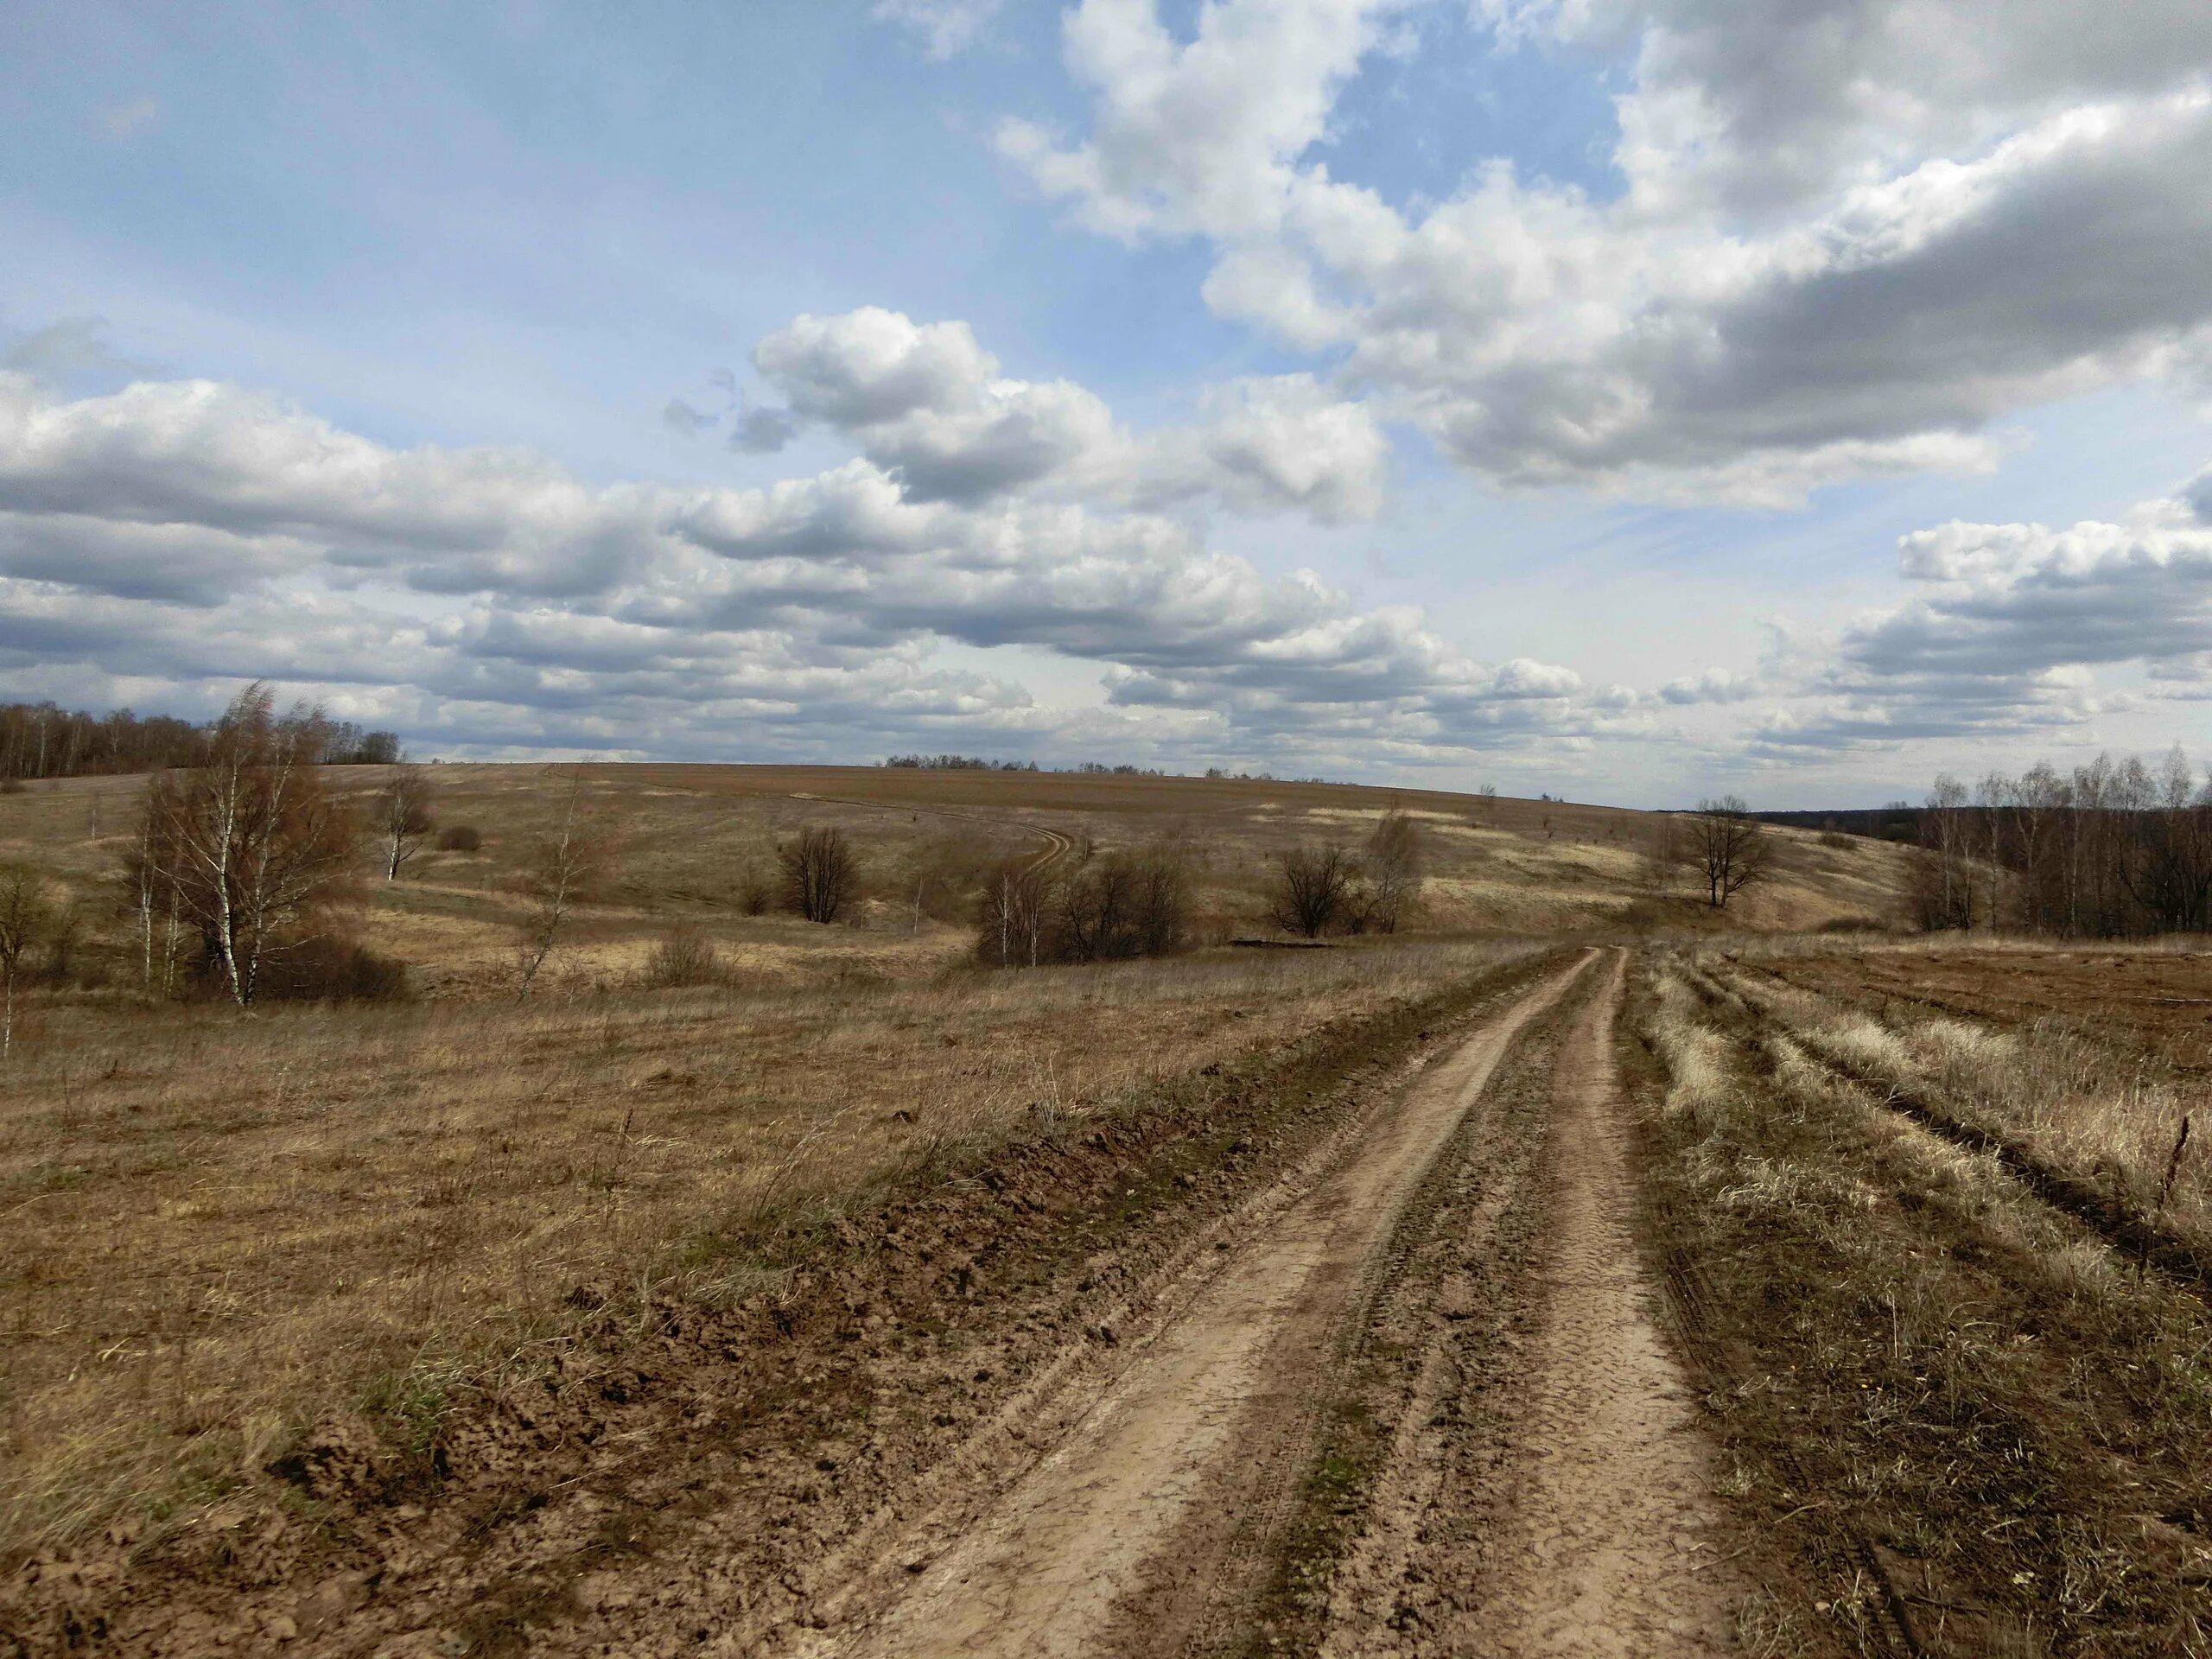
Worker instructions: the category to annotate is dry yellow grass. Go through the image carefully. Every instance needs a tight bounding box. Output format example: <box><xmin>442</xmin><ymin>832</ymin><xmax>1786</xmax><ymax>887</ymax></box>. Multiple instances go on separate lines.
<box><xmin>0</xmin><ymin>937</ymin><xmax>1521</xmax><ymax>1557</ymax></box>
<box><xmin>1625</xmin><ymin>947</ymin><xmax>2212</xmax><ymax>1652</ymax></box>
<box><xmin>0</xmin><ymin>765</ymin><xmax>1922</xmax><ymax>1001</ymax></box>
<box><xmin>1734</xmin><ymin>960</ymin><xmax>2212</xmax><ymax>1249</ymax></box>
<box><xmin>0</xmin><ymin>762</ymin><xmax>1920</xmax><ymax>1560</ymax></box>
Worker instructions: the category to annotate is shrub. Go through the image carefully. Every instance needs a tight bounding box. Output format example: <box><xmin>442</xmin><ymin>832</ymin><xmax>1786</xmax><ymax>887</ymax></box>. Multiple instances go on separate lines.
<box><xmin>252</xmin><ymin>935</ymin><xmax>412</xmax><ymax>1002</ymax></box>
<box><xmin>975</xmin><ymin>843</ymin><xmax>1190</xmax><ymax>967</ymax></box>
<box><xmin>779</xmin><ymin>825</ymin><xmax>858</xmax><ymax>924</ymax></box>
<box><xmin>641</xmin><ymin>925</ymin><xmax>723</xmax><ymax>988</ymax></box>
<box><xmin>1815</xmin><ymin>913</ymin><xmax>1887</xmax><ymax>933</ymax></box>
<box><xmin>1058</xmin><ymin>848</ymin><xmax>1189</xmax><ymax>963</ymax></box>
<box><xmin>437</xmin><ymin>824</ymin><xmax>482</xmax><ymax>852</ymax></box>
<box><xmin>1268</xmin><ymin>843</ymin><xmax>1360</xmax><ymax>938</ymax></box>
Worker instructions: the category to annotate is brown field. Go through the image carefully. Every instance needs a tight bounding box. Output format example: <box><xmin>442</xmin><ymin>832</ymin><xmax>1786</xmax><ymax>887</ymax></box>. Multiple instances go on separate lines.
<box><xmin>0</xmin><ymin>934</ymin><xmax>1529</xmax><ymax>1566</ymax></box>
<box><xmin>18</xmin><ymin>764</ymin><xmax>2212</xmax><ymax>1656</ymax></box>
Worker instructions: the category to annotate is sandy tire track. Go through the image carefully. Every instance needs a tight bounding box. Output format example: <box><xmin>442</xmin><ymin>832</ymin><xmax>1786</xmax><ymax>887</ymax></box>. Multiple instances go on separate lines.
<box><xmin>1452</xmin><ymin>949</ymin><xmax>1747</xmax><ymax>1656</ymax></box>
<box><xmin>809</xmin><ymin>955</ymin><xmax>1599</xmax><ymax>1659</ymax></box>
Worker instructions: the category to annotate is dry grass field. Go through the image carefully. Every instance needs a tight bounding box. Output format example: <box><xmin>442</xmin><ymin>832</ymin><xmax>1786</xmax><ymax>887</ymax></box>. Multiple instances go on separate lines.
<box><xmin>0</xmin><ymin>937</ymin><xmax>1527</xmax><ymax>1564</ymax></box>
<box><xmin>9</xmin><ymin>763</ymin><xmax>2041</xmax><ymax>1656</ymax></box>
<box><xmin>0</xmin><ymin>765</ymin><xmax>1920</xmax><ymax>1005</ymax></box>
<box><xmin>9</xmin><ymin>763</ymin><xmax>1842</xmax><ymax>1561</ymax></box>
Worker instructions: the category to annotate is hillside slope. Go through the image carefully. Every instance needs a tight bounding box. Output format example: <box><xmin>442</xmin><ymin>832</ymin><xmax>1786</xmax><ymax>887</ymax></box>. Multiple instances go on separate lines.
<box><xmin>0</xmin><ymin>765</ymin><xmax>1917</xmax><ymax>997</ymax></box>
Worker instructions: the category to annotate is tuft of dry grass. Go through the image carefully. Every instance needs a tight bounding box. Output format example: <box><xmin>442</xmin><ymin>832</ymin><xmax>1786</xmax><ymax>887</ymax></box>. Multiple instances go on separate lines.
<box><xmin>0</xmin><ymin>937</ymin><xmax>1520</xmax><ymax>1560</ymax></box>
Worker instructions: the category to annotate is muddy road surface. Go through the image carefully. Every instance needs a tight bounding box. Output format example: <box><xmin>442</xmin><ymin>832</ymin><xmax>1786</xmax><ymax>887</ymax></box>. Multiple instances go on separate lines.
<box><xmin>785</xmin><ymin>949</ymin><xmax>1750</xmax><ymax>1657</ymax></box>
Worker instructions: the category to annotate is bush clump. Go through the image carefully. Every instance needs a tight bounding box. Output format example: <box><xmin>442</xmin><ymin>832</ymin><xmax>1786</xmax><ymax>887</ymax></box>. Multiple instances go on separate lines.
<box><xmin>640</xmin><ymin>925</ymin><xmax>725</xmax><ymax>988</ymax></box>
<box><xmin>437</xmin><ymin>825</ymin><xmax>482</xmax><ymax>852</ymax></box>
<box><xmin>251</xmin><ymin>935</ymin><xmax>412</xmax><ymax>1002</ymax></box>
<box><xmin>976</xmin><ymin>844</ymin><xmax>1190</xmax><ymax>968</ymax></box>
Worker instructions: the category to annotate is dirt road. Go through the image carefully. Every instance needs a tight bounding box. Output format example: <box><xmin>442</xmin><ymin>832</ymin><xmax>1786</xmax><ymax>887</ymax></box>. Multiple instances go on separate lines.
<box><xmin>789</xmin><ymin>949</ymin><xmax>1749</xmax><ymax>1657</ymax></box>
<box><xmin>30</xmin><ymin>949</ymin><xmax>1761</xmax><ymax>1657</ymax></box>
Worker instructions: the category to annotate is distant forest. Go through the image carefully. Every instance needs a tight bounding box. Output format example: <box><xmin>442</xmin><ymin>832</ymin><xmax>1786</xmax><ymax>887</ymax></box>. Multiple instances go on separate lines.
<box><xmin>882</xmin><ymin>753</ymin><xmax>1345</xmax><ymax>785</ymax></box>
<box><xmin>0</xmin><ymin>699</ymin><xmax>400</xmax><ymax>782</ymax></box>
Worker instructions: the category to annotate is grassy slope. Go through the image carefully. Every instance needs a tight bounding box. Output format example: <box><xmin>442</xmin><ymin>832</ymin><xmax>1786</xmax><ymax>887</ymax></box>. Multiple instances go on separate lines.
<box><xmin>0</xmin><ymin>766</ymin><xmax>1921</xmax><ymax>1001</ymax></box>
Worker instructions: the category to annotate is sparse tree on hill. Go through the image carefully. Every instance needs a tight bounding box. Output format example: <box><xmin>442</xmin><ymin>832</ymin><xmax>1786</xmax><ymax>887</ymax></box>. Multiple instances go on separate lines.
<box><xmin>783</xmin><ymin>827</ymin><xmax>858</xmax><ymax>929</ymax></box>
<box><xmin>779</xmin><ymin>825</ymin><xmax>857</xmax><ymax>924</ymax></box>
<box><xmin>133</xmin><ymin>684</ymin><xmax>361</xmax><ymax>1006</ymax></box>
<box><xmin>1270</xmin><ymin>842</ymin><xmax>1358</xmax><ymax>938</ymax></box>
<box><xmin>376</xmin><ymin>765</ymin><xmax>436</xmax><ymax>880</ymax></box>
<box><xmin>1681</xmin><ymin>796</ymin><xmax>1770</xmax><ymax>910</ymax></box>
<box><xmin>512</xmin><ymin>772</ymin><xmax>613</xmax><ymax>997</ymax></box>
<box><xmin>0</xmin><ymin>862</ymin><xmax>53</xmax><ymax>1055</ymax></box>
<box><xmin>1365</xmin><ymin>809</ymin><xmax>1425</xmax><ymax>934</ymax></box>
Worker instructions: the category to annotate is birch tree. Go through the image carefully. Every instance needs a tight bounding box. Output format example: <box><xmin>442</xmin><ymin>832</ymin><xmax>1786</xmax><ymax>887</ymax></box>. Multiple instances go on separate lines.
<box><xmin>135</xmin><ymin>685</ymin><xmax>360</xmax><ymax>1006</ymax></box>
<box><xmin>0</xmin><ymin>863</ymin><xmax>52</xmax><ymax>1056</ymax></box>
<box><xmin>375</xmin><ymin>765</ymin><xmax>437</xmax><ymax>880</ymax></box>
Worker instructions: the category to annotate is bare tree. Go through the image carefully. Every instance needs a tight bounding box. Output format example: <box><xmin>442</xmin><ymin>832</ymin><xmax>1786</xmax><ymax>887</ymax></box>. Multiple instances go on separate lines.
<box><xmin>1059</xmin><ymin>846</ymin><xmax>1189</xmax><ymax>962</ymax></box>
<box><xmin>1917</xmin><ymin>773</ymin><xmax>1975</xmax><ymax>930</ymax></box>
<box><xmin>134</xmin><ymin>684</ymin><xmax>362</xmax><ymax>1006</ymax></box>
<box><xmin>1269</xmin><ymin>842</ymin><xmax>1358</xmax><ymax>938</ymax></box>
<box><xmin>0</xmin><ymin>862</ymin><xmax>53</xmax><ymax>1056</ymax></box>
<box><xmin>779</xmin><ymin>825</ymin><xmax>858</xmax><ymax>924</ymax></box>
<box><xmin>512</xmin><ymin>772</ymin><xmax>611</xmax><ymax>997</ymax></box>
<box><xmin>980</xmin><ymin>857</ymin><xmax>1055</xmax><ymax>967</ymax></box>
<box><xmin>376</xmin><ymin>765</ymin><xmax>436</xmax><ymax>880</ymax></box>
<box><xmin>1365</xmin><ymin>809</ymin><xmax>1425</xmax><ymax>934</ymax></box>
<box><xmin>1681</xmin><ymin>797</ymin><xmax>1770</xmax><ymax>910</ymax></box>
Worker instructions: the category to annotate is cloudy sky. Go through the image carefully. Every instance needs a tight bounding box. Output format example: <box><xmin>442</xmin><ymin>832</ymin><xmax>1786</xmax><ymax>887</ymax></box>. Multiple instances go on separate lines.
<box><xmin>3</xmin><ymin>1</ymin><xmax>2211</xmax><ymax>805</ymax></box>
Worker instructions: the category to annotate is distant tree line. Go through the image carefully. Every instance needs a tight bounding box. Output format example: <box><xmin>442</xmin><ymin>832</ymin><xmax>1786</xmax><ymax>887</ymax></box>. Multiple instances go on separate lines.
<box><xmin>1917</xmin><ymin>749</ymin><xmax>2212</xmax><ymax>936</ymax></box>
<box><xmin>883</xmin><ymin>754</ymin><xmax>1041</xmax><ymax>772</ymax></box>
<box><xmin>882</xmin><ymin>753</ymin><xmax>1173</xmax><ymax>777</ymax></box>
<box><xmin>882</xmin><ymin>753</ymin><xmax>1357</xmax><ymax>782</ymax></box>
<box><xmin>0</xmin><ymin>698</ymin><xmax>401</xmax><ymax>783</ymax></box>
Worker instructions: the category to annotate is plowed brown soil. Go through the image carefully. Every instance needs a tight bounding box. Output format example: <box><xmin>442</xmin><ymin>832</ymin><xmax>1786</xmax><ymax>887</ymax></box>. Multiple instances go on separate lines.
<box><xmin>1764</xmin><ymin>944</ymin><xmax>2212</xmax><ymax>1069</ymax></box>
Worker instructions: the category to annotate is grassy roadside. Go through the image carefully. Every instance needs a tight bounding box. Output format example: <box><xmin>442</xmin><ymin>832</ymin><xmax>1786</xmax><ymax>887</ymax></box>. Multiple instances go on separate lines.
<box><xmin>1624</xmin><ymin>951</ymin><xmax>2212</xmax><ymax>1657</ymax></box>
<box><xmin>1736</xmin><ymin>954</ymin><xmax>2212</xmax><ymax>1271</ymax></box>
<box><xmin>0</xmin><ymin>942</ymin><xmax>1516</xmax><ymax>1567</ymax></box>
<box><xmin>4</xmin><ymin>945</ymin><xmax>1565</xmax><ymax>1653</ymax></box>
